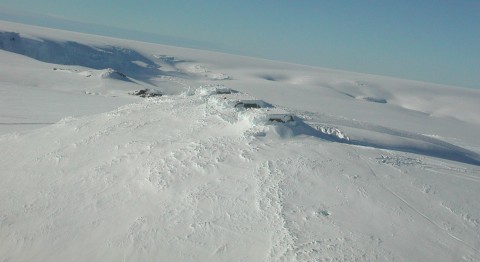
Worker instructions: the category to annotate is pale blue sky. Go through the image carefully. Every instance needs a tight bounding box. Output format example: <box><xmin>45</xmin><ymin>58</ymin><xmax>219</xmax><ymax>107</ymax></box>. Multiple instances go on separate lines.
<box><xmin>0</xmin><ymin>0</ymin><xmax>479</xmax><ymax>89</ymax></box>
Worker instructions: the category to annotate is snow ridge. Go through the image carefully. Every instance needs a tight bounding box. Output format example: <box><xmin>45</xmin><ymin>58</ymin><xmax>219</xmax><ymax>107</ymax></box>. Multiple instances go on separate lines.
<box><xmin>256</xmin><ymin>160</ymin><xmax>296</xmax><ymax>261</ymax></box>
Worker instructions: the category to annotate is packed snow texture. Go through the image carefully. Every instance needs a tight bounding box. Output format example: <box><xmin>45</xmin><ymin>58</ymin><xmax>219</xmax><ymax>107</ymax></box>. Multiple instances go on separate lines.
<box><xmin>1</xmin><ymin>20</ymin><xmax>480</xmax><ymax>261</ymax></box>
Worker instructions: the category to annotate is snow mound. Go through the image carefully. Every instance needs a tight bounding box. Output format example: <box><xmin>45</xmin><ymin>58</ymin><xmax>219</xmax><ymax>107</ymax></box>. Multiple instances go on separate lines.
<box><xmin>315</xmin><ymin>125</ymin><xmax>350</xmax><ymax>141</ymax></box>
<box><xmin>100</xmin><ymin>68</ymin><xmax>129</xmax><ymax>81</ymax></box>
<box><xmin>52</xmin><ymin>67</ymin><xmax>131</xmax><ymax>81</ymax></box>
<box><xmin>203</xmin><ymin>91</ymin><xmax>326</xmax><ymax>139</ymax></box>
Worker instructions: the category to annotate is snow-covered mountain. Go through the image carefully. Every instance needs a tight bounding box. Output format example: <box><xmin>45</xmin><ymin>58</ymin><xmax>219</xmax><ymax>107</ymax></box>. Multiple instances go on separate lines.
<box><xmin>1</xmin><ymin>20</ymin><xmax>480</xmax><ymax>261</ymax></box>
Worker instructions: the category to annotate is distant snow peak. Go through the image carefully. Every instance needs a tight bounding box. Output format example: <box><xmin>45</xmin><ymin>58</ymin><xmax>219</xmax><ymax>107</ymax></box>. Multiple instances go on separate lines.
<box><xmin>0</xmin><ymin>31</ymin><xmax>160</xmax><ymax>82</ymax></box>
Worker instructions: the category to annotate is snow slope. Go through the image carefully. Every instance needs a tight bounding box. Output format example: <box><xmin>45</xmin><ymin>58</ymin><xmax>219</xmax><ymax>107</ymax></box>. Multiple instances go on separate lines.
<box><xmin>1</xmin><ymin>20</ymin><xmax>480</xmax><ymax>261</ymax></box>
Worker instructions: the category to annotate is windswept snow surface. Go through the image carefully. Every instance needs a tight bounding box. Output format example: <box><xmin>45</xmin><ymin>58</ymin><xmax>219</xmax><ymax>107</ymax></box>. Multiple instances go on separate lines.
<box><xmin>1</xmin><ymin>21</ymin><xmax>480</xmax><ymax>261</ymax></box>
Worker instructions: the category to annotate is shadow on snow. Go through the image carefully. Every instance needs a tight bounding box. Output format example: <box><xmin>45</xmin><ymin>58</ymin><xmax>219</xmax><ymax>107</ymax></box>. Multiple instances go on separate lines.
<box><xmin>285</xmin><ymin>119</ymin><xmax>480</xmax><ymax>167</ymax></box>
<box><xmin>0</xmin><ymin>31</ymin><xmax>187</xmax><ymax>83</ymax></box>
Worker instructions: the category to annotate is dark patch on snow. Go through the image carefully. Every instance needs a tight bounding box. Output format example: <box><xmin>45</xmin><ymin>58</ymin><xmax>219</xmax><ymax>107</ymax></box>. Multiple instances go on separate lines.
<box><xmin>128</xmin><ymin>89</ymin><xmax>162</xmax><ymax>98</ymax></box>
<box><xmin>234</xmin><ymin>100</ymin><xmax>272</xmax><ymax>109</ymax></box>
<box><xmin>263</xmin><ymin>76</ymin><xmax>276</xmax><ymax>81</ymax></box>
<box><xmin>362</xmin><ymin>97</ymin><xmax>387</xmax><ymax>103</ymax></box>
<box><xmin>268</xmin><ymin>114</ymin><xmax>295</xmax><ymax>123</ymax></box>
<box><xmin>154</xmin><ymin>55</ymin><xmax>189</xmax><ymax>66</ymax></box>
<box><xmin>338</xmin><ymin>91</ymin><xmax>356</xmax><ymax>99</ymax></box>
<box><xmin>318</xmin><ymin>210</ymin><xmax>330</xmax><ymax>217</ymax></box>
<box><xmin>236</xmin><ymin>102</ymin><xmax>261</xmax><ymax>109</ymax></box>
<box><xmin>53</xmin><ymin>67</ymin><xmax>81</xmax><ymax>72</ymax></box>
<box><xmin>215</xmin><ymin>87</ymin><xmax>238</xmax><ymax>95</ymax></box>
<box><xmin>257</xmin><ymin>74</ymin><xmax>288</xmax><ymax>82</ymax></box>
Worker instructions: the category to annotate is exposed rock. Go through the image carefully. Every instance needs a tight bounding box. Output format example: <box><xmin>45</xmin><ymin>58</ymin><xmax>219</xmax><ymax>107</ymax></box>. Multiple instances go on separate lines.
<box><xmin>128</xmin><ymin>88</ymin><xmax>162</xmax><ymax>98</ymax></box>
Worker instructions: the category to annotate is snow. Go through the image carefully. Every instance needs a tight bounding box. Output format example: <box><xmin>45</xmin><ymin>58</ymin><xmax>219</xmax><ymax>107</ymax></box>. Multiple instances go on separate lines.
<box><xmin>1</xmin><ymin>20</ymin><xmax>480</xmax><ymax>261</ymax></box>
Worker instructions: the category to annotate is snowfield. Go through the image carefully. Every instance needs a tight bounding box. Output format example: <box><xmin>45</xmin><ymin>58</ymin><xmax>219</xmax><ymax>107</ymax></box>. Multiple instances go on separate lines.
<box><xmin>1</xmin><ymin>20</ymin><xmax>480</xmax><ymax>261</ymax></box>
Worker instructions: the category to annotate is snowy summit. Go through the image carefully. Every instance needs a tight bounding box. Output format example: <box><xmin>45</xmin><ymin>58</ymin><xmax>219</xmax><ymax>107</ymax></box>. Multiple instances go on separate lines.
<box><xmin>1</xmin><ymin>21</ymin><xmax>480</xmax><ymax>261</ymax></box>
